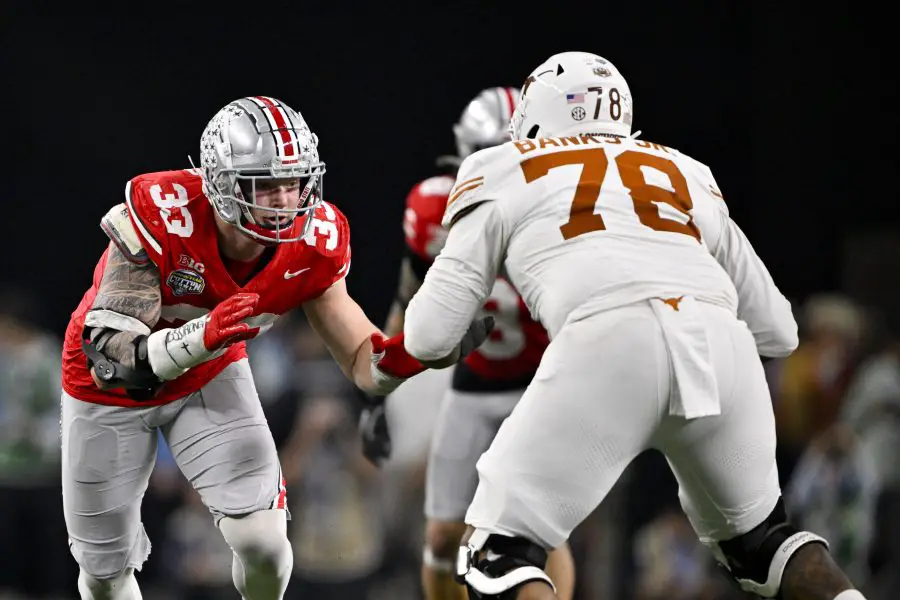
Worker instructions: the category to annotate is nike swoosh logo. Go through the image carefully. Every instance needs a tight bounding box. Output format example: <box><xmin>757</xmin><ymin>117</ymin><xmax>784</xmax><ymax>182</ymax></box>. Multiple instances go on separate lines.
<box><xmin>283</xmin><ymin>267</ymin><xmax>311</xmax><ymax>279</ymax></box>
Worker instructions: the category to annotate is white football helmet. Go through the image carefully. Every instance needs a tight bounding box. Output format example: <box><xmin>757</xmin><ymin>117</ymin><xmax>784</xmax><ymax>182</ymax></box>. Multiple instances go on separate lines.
<box><xmin>509</xmin><ymin>51</ymin><xmax>633</xmax><ymax>141</ymax></box>
<box><xmin>199</xmin><ymin>96</ymin><xmax>325</xmax><ymax>244</ymax></box>
<box><xmin>453</xmin><ymin>86</ymin><xmax>520</xmax><ymax>158</ymax></box>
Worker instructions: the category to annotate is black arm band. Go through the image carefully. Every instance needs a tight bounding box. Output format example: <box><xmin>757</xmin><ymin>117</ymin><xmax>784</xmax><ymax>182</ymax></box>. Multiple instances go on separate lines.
<box><xmin>81</xmin><ymin>327</ymin><xmax>163</xmax><ymax>401</ymax></box>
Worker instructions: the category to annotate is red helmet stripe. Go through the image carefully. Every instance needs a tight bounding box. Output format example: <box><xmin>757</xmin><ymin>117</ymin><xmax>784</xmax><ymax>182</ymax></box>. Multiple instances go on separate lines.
<box><xmin>502</xmin><ymin>87</ymin><xmax>517</xmax><ymax>122</ymax></box>
<box><xmin>254</xmin><ymin>96</ymin><xmax>298</xmax><ymax>163</ymax></box>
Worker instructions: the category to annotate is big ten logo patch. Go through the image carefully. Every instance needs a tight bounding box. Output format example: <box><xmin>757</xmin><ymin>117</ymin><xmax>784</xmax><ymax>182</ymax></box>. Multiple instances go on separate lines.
<box><xmin>178</xmin><ymin>254</ymin><xmax>206</xmax><ymax>273</ymax></box>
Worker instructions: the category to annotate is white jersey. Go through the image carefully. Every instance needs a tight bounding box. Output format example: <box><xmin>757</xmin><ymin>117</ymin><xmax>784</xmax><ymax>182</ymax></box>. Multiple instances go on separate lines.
<box><xmin>405</xmin><ymin>133</ymin><xmax>796</xmax><ymax>361</ymax></box>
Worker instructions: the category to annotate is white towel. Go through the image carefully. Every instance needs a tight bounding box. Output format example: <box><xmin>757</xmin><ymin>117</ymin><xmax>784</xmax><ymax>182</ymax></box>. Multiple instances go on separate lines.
<box><xmin>649</xmin><ymin>295</ymin><xmax>720</xmax><ymax>419</ymax></box>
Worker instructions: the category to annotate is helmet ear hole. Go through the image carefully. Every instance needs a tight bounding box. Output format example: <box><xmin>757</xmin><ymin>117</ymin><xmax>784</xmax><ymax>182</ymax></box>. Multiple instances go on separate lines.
<box><xmin>526</xmin><ymin>125</ymin><xmax>540</xmax><ymax>139</ymax></box>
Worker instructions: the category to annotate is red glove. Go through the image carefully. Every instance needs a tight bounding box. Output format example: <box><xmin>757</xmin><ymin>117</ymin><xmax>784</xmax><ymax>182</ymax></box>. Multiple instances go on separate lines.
<box><xmin>368</xmin><ymin>332</ymin><xmax>427</xmax><ymax>395</ymax></box>
<box><xmin>203</xmin><ymin>292</ymin><xmax>260</xmax><ymax>351</ymax></box>
<box><xmin>146</xmin><ymin>292</ymin><xmax>261</xmax><ymax>382</ymax></box>
<box><xmin>370</xmin><ymin>332</ymin><xmax>427</xmax><ymax>379</ymax></box>
<box><xmin>367</xmin><ymin>317</ymin><xmax>495</xmax><ymax>395</ymax></box>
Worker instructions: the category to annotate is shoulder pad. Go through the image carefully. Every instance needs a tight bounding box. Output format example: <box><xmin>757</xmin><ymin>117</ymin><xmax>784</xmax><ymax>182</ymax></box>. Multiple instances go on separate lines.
<box><xmin>126</xmin><ymin>170</ymin><xmax>205</xmax><ymax>259</ymax></box>
<box><xmin>100</xmin><ymin>203</ymin><xmax>150</xmax><ymax>266</ymax></box>
<box><xmin>668</xmin><ymin>145</ymin><xmax>729</xmax><ymax>217</ymax></box>
<box><xmin>442</xmin><ymin>145</ymin><xmax>509</xmax><ymax>229</ymax></box>
<box><xmin>305</xmin><ymin>201</ymin><xmax>351</xmax><ymax>258</ymax></box>
<box><xmin>698</xmin><ymin>162</ymin><xmax>729</xmax><ymax>217</ymax></box>
<box><xmin>300</xmin><ymin>201</ymin><xmax>353</xmax><ymax>298</ymax></box>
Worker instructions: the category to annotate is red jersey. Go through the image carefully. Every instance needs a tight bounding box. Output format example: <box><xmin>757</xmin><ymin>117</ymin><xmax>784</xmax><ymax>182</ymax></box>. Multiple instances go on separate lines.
<box><xmin>63</xmin><ymin>169</ymin><xmax>351</xmax><ymax>407</ymax></box>
<box><xmin>403</xmin><ymin>175</ymin><xmax>548</xmax><ymax>387</ymax></box>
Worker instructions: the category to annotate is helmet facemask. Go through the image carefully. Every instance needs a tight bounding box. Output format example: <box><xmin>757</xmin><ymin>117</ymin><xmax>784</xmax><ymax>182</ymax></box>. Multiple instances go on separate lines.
<box><xmin>212</xmin><ymin>164</ymin><xmax>325</xmax><ymax>244</ymax></box>
<box><xmin>200</xmin><ymin>96</ymin><xmax>326</xmax><ymax>245</ymax></box>
<box><xmin>508</xmin><ymin>91</ymin><xmax>533</xmax><ymax>141</ymax></box>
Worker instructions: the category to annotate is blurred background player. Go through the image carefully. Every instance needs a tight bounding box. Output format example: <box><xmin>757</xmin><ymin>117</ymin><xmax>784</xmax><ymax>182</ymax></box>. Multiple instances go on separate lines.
<box><xmin>361</xmin><ymin>87</ymin><xmax>576</xmax><ymax>600</ymax></box>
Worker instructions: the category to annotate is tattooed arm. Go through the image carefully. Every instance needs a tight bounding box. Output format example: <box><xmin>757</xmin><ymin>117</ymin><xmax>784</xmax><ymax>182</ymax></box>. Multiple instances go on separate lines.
<box><xmin>85</xmin><ymin>242</ymin><xmax>162</xmax><ymax>386</ymax></box>
<box><xmin>85</xmin><ymin>240</ymin><xmax>260</xmax><ymax>394</ymax></box>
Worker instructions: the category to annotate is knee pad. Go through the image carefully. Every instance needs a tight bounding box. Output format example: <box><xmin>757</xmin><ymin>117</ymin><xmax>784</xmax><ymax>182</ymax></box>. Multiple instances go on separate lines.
<box><xmin>455</xmin><ymin>529</ymin><xmax>555</xmax><ymax>600</ymax></box>
<box><xmin>219</xmin><ymin>509</ymin><xmax>290</xmax><ymax>565</ymax></box>
<box><xmin>710</xmin><ymin>498</ymin><xmax>828</xmax><ymax>598</ymax></box>
<box><xmin>219</xmin><ymin>510</ymin><xmax>292</xmax><ymax>600</ymax></box>
<box><xmin>78</xmin><ymin>568</ymin><xmax>142</xmax><ymax>600</ymax></box>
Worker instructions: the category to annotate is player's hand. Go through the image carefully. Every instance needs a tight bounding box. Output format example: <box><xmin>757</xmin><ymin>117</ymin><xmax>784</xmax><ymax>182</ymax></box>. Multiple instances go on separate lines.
<box><xmin>368</xmin><ymin>331</ymin><xmax>426</xmax><ymax>395</ymax></box>
<box><xmin>371</xmin><ymin>332</ymin><xmax>427</xmax><ymax>379</ymax></box>
<box><xmin>367</xmin><ymin>317</ymin><xmax>494</xmax><ymax>394</ymax></box>
<box><xmin>148</xmin><ymin>292</ymin><xmax>260</xmax><ymax>382</ymax></box>
<box><xmin>358</xmin><ymin>400</ymin><xmax>392</xmax><ymax>467</ymax></box>
<box><xmin>420</xmin><ymin>316</ymin><xmax>496</xmax><ymax>368</ymax></box>
<box><xmin>204</xmin><ymin>292</ymin><xmax>260</xmax><ymax>351</ymax></box>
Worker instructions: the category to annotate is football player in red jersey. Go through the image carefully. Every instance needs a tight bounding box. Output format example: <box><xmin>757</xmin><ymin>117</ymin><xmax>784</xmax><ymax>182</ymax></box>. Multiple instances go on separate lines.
<box><xmin>360</xmin><ymin>88</ymin><xmax>576</xmax><ymax>600</ymax></box>
<box><xmin>60</xmin><ymin>96</ymin><xmax>492</xmax><ymax>600</ymax></box>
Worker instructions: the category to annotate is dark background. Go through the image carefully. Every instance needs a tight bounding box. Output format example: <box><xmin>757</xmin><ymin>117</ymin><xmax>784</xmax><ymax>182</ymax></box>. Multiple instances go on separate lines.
<box><xmin>0</xmin><ymin>2</ymin><xmax>895</xmax><ymax>333</ymax></box>
<box><xmin>0</xmin><ymin>4</ymin><xmax>897</xmax><ymax>600</ymax></box>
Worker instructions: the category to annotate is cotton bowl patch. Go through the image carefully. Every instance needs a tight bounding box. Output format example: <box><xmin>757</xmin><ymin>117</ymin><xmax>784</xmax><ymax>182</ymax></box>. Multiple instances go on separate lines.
<box><xmin>166</xmin><ymin>269</ymin><xmax>205</xmax><ymax>296</ymax></box>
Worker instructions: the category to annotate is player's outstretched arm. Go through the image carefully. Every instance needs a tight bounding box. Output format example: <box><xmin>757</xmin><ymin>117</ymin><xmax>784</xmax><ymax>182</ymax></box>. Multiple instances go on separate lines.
<box><xmin>303</xmin><ymin>278</ymin><xmax>382</xmax><ymax>389</ymax></box>
<box><xmin>304</xmin><ymin>278</ymin><xmax>492</xmax><ymax>396</ymax></box>
<box><xmin>710</xmin><ymin>214</ymin><xmax>799</xmax><ymax>357</ymax></box>
<box><xmin>405</xmin><ymin>202</ymin><xmax>503</xmax><ymax>366</ymax></box>
<box><xmin>304</xmin><ymin>279</ymin><xmax>428</xmax><ymax>397</ymax></box>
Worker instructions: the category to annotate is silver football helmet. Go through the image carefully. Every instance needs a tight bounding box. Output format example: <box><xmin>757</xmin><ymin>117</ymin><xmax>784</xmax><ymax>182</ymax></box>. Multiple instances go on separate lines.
<box><xmin>199</xmin><ymin>96</ymin><xmax>325</xmax><ymax>244</ymax></box>
<box><xmin>453</xmin><ymin>86</ymin><xmax>520</xmax><ymax>158</ymax></box>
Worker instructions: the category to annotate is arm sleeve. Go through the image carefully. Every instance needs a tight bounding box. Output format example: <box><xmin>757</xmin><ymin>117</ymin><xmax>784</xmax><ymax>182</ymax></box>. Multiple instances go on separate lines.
<box><xmin>708</xmin><ymin>210</ymin><xmax>799</xmax><ymax>357</ymax></box>
<box><xmin>404</xmin><ymin>202</ymin><xmax>505</xmax><ymax>361</ymax></box>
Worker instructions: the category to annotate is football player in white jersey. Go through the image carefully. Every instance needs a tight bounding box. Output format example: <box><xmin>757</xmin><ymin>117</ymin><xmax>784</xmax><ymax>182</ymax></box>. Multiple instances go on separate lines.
<box><xmin>403</xmin><ymin>52</ymin><xmax>867</xmax><ymax>600</ymax></box>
